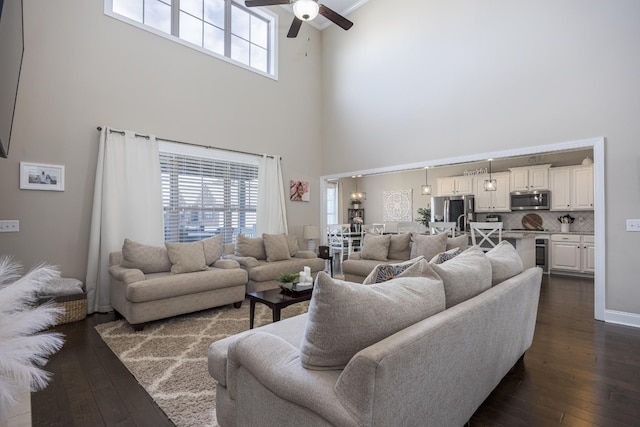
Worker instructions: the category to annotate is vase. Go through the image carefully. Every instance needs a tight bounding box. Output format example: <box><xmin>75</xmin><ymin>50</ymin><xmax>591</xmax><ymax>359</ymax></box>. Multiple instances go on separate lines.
<box><xmin>560</xmin><ymin>223</ymin><xmax>570</xmax><ymax>233</ymax></box>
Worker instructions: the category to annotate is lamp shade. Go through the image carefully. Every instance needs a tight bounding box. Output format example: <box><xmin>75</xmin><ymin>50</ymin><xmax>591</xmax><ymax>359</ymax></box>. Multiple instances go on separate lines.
<box><xmin>293</xmin><ymin>0</ymin><xmax>319</xmax><ymax>21</ymax></box>
<box><xmin>303</xmin><ymin>225</ymin><xmax>320</xmax><ymax>240</ymax></box>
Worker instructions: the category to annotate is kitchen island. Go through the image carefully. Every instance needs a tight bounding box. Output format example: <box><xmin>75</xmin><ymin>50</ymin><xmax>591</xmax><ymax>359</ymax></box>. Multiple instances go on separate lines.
<box><xmin>501</xmin><ymin>232</ymin><xmax>537</xmax><ymax>270</ymax></box>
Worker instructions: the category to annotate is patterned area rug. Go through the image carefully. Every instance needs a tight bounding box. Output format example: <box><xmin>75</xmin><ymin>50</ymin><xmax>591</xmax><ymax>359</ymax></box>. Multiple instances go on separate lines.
<box><xmin>95</xmin><ymin>299</ymin><xmax>310</xmax><ymax>427</ymax></box>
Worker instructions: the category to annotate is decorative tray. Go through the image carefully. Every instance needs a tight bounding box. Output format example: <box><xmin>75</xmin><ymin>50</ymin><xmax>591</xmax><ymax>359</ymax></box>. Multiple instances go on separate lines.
<box><xmin>279</xmin><ymin>282</ymin><xmax>313</xmax><ymax>296</ymax></box>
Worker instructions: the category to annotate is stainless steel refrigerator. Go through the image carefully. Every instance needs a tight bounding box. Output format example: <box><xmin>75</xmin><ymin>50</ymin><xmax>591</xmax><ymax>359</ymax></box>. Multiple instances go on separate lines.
<box><xmin>430</xmin><ymin>195</ymin><xmax>476</xmax><ymax>233</ymax></box>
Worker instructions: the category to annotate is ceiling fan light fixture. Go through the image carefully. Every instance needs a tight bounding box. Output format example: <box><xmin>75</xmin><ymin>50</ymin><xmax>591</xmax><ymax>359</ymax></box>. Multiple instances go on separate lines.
<box><xmin>293</xmin><ymin>0</ymin><xmax>319</xmax><ymax>21</ymax></box>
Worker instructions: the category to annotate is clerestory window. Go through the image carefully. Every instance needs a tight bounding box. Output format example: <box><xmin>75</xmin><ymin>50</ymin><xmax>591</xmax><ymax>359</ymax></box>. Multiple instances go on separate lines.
<box><xmin>105</xmin><ymin>0</ymin><xmax>277</xmax><ymax>77</ymax></box>
<box><xmin>159</xmin><ymin>143</ymin><xmax>259</xmax><ymax>244</ymax></box>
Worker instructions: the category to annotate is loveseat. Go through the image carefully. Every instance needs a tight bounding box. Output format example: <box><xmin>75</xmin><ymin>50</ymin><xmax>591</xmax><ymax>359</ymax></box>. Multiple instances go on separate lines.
<box><xmin>223</xmin><ymin>234</ymin><xmax>326</xmax><ymax>293</ymax></box>
<box><xmin>208</xmin><ymin>242</ymin><xmax>543</xmax><ymax>426</ymax></box>
<box><xmin>342</xmin><ymin>232</ymin><xmax>470</xmax><ymax>283</ymax></box>
<box><xmin>109</xmin><ymin>237</ymin><xmax>248</xmax><ymax>330</ymax></box>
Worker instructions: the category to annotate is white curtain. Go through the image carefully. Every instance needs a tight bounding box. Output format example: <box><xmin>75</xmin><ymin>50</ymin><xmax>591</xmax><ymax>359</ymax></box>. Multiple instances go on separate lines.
<box><xmin>85</xmin><ymin>127</ymin><xmax>164</xmax><ymax>313</ymax></box>
<box><xmin>256</xmin><ymin>155</ymin><xmax>288</xmax><ymax>235</ymax></box>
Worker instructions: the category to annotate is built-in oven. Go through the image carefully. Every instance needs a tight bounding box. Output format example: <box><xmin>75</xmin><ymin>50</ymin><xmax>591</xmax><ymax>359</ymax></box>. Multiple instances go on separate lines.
<box><xmin>535</xmin><ymin>236</ymin><xmax>549</xmax><ymax>273</ymax></box>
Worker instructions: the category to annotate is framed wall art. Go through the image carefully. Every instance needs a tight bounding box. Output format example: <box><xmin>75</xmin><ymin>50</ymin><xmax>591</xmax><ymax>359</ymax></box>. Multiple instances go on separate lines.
<box><xmin>383</xmin><ymin>189</ymin><xmax>413</xmax><ymax>222</ymax></box>
<box><xmin>20</xmin><ymin>162</ymin><xmax>65</xmax><ymax>191</ymax></box>
<box><xmin>290</xmin><ymin>180</ymin><xmax>310</xmax><ymax>202</ymax></box>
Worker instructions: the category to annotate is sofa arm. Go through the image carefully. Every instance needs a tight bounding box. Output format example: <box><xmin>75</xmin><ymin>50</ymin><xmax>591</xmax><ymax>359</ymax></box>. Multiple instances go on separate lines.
<box><xmin>212</xmin><ymin>259</ymin><xmax>240</xmax><ymax>269</ymax></box>
<box><xmin>294</xmin><ymin>251</ymin><xmax>318</xmax><ymax>259</ymax></box>
<box><xmin>226</xmin><ymin>332</ymin><xmax>354</xmax><ymax>425</ymax></box>
<box><xmin>108</xmin><ymin>265</ymin><xmax>145</xmax><ymax>284</ymax></box>
<box><xmin>224</xmin><ymin>254</ymin><xmax>259</xmax><ymax>268</ymax></box>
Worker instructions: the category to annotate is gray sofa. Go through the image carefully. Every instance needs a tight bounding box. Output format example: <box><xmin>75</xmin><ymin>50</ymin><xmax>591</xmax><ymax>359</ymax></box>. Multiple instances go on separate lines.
<box><xmin>343</xmin><ymin>232</ymin><xmax>470</xmax><ymax>283</ymax></box>
<box><xmin>223</xmin><ymin>234</ymin><xmax>326</xmax><ymax>293</ymax></box>
<box><xmin>109</xmin><ymin>237</ymin><xmax>248</xmax><ymax>330</ymax></box>
<box><xmin>208</xmin><ymin>243</ymin><xmax>542</xmax><ymax>427</ymax></box>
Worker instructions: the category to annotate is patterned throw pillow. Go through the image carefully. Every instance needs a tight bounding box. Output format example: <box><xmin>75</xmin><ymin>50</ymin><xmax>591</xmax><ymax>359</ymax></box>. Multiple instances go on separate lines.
<box><xmin>429</xmin><ymin>247</ymin><xmax>464</xmax><ymax>265</ymax></box>
<box><xmin>362</xmin><ymin>256</ymin><xmax>426</xmax><ymax>285</ymax></box>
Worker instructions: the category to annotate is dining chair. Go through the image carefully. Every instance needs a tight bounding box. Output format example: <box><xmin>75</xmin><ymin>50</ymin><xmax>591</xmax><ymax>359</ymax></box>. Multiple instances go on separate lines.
<box><xmin>469</xmin><ymin>222</ymin><xmax>503</xmax><ymax>252</ymax></box>
<box><xmin>430</xmin><ymin>222</ymin><xmax>457</xmax><ymax>237</ymax></box>
<box><xmin>327</xmin><ymin>224</ymin><xmax>352</xmax><ymax>264</ymax></box>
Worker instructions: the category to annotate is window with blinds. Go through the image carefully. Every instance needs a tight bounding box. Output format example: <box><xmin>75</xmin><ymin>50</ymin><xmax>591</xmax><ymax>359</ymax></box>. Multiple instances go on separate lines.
<box><xmin>160</xmin><ymin>151</ymin><xmax>258</xmax><ymax>244</ymax></box>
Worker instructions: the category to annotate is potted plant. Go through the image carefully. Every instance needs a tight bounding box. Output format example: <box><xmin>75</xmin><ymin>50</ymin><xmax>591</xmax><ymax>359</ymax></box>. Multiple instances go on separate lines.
<box><xmin>416</xmin><ymin>207</ymin><xmax>431</xmax><ymax>228</ymax></box>
<box><xmin>276</xmin><ymin>273</ymin><xmax>299</xmax><ymax>285</ymax></box>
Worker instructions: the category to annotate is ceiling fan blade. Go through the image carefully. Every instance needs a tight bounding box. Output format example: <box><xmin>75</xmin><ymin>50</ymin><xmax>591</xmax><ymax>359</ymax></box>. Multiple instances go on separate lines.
<box><xmin>287</xmin><ymin>17</ymin><xmax>303</xmax><ymax>38</ymax></box>
<box><xmin>245</xmin><ymin>0</ymin><xmax>290</xmax><ymax>7</ymax></box>
<box><xmin>318</xmin><ymin>4</ymin><xmax>354</xmax><ymax>31</ymax></box>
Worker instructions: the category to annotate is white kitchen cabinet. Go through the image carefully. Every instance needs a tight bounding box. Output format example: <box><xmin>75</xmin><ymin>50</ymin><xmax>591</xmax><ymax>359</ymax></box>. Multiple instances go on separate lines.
<box><xmin>437</xmin><ymin>176</ymin><xmax>474</xmax><ymax>196</ymax></box>
<box><xmin>550</xmin><ymin>234</ymin><xmax>594</xmax><ymax>274</ymax></box>
<box><xmin>509</xmin><ymin>164</ymin><xmax>551</xmax><ymax>191</ymax></box>
<box><xmin>549</xmin><ymin>165</ymin><xmax>594</xmax><ymax>211</ymax></box>
<box><xmin>572</xmin><ymin>165</ymin><xmax>594</xmax><ymax>210</ymax></box>
<box><xmin>474</xmin><ymin>172</ymin><xmax>510</xmax><ymax>212</ymax></box>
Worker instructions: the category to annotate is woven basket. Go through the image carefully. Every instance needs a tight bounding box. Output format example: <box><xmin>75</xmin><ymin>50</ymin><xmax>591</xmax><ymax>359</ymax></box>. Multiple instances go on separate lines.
<box><xmin>38</xmin><ymin>292</ymin><xmax>87</xmax><ymax>325</ymax></box>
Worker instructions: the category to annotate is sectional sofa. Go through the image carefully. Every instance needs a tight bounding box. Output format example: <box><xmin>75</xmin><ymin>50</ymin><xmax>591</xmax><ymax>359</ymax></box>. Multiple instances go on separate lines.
<box><xmin>208</xmin><ymin>242</ymin><xmax>542</xmax><ymax>426</ymax></box>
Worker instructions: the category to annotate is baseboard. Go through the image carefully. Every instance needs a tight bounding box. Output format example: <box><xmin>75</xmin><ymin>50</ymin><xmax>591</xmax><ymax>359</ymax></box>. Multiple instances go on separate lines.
<box><xmin>604</xmin><ymin>309</ymin><xmax>640</xmax><ymax>328</ymax></box>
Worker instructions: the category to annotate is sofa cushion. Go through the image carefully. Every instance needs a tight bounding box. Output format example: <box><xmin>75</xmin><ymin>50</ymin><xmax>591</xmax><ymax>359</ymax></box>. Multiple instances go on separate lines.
<box><xmin>360</xmin><ymin>234</ymin><xmax>392</xmax><ymax>261</ymax></box>
<box><xmin>262</xmin><ymin>233</ymin><xmax>292</xmax><ymax>262</ymax></box>
<box><xmin>120</xmin><ymin>238</ymin><xmax>172</xmax><ymax>274</ymax></box>
<box><xmin>387</xmin><ymin>233</ymin><xmax>412</xmax><ymax>260</ymax></box>
<box><xmin>300</xmin><ymin>271</ymin><xmax>445</xmax><ymax>370</ymax></box>
<box><xmin>410</xmin><ymin>232</ymin><xmax>448</xmax><ymax>260</ymax></box>
<box><xmin>165</xmin><ymin>241</ymin><xmax>208</xmax><ymax>274</ymax></box>
<box><xmin>285</xmin><ymin>234</ymin><xmax>300</xmax><ymax>257</ymax></box>
<box><xmin>202</xmin><ymin>235</ymin><xmax>223</xmax><ymax>265</ymax></box>
<box><xmin>429</xmin><ymin>247</ymin><xmax>464</xmax><ymax>264</ymax></box>
<box><xmin>235</xmin><ymin>235</ymin><xmax>266</xmax><ymax>260</ymax></box>
<box><xmin>446</xmin><ymin>235</ymin><xmax>469</xmax><ymax>251</ymax></box>
<box><xmin>430</xmin><ymin>246</ymin><xmax>492</xmax><ymax>308</ymax></box>
<box><xmin>486</xmin><ymin>241</ymin><xmax>524</xmax><ymax>285</ymax></box>
<box><xmin>362</xmin><ymin>256</ymin><xmax>426</xmax><ymax>285</ymax></box>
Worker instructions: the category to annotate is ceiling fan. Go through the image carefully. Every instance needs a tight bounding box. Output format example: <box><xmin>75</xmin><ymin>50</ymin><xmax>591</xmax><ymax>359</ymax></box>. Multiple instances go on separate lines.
<box><xmin>245</xmin><ymin>0</ymin><xmax>354</xmax><ymax>38</ymax></box>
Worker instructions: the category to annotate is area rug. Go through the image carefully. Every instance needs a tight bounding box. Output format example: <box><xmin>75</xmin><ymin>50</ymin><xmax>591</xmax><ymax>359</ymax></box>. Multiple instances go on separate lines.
<box><xmin>95</xmin><ymin>299</ymin><xmax>309</xmax><ymax>427</ymax></box>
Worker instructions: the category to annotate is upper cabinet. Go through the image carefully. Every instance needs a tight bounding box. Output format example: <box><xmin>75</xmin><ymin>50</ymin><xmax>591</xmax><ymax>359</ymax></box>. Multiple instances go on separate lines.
<box><xmin>509</xmin><ymin>164</ymin><xmax>551</xmax><ymax>191</ymax></box>
<box><xmin>549</xmin><ymin>165</ymin><xmax>593</xmax><ymax>211</ymax></box>
<box><xmin>474</xmin><ymin>172</ymin><xmax>511</xmax><ymax>212</ymax></box>
<box><xmin>437</xmin><ymin>176</ymin><xmax>474</xmax><ymax>196</ymax></box>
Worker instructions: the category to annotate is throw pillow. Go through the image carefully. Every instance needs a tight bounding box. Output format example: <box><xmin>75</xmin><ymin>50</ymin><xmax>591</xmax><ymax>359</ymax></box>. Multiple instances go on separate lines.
<box><xmin>485</xmin><ymin>240</ymin><xmax>524</xmax><ymax>285</ymax></box>
<box><xmin>165</xmin><ymin>241</ymin><xmax>208</xmax><ymax>274</ymax></box>
<box><xmin>387</xmin><ymin>233</ymin><xmax>412</xmax><ymax>260</ymax></box>
<box><xmin>410</xmin><ymin>232</ymin><xmax>448</xmax><ymax>261</ymax></box>
<box><xmin>262</xmin><ymin>233</ymin><xmax>292</xmax><ymax>262</ymax></box>
<box><xmin>285</xmin><ymin>234</ymin><xmax>300</xmax><ymax>257</ymax></box>
<box><xmin>360</xmin><ymin>233</ymin><xmax>392</xmax><ymax>261</ymax></box>
<box><xmin>235</xmin><ymin>235</ymin><xmax>267</xmax><ymax>260</ymax></box>
<box><xmin>430</xmin><ymin>246</ymin><xmax>492</xmax><ymax>308</ymax></box>
<box><xmin>120</xmin><ymin>238</ymin><xmax>172</xmax><ymax>274</ymax></box>
<box><xmin>429</xmin><ymin>247</ymin><xmax>464</xmax><ymax>265</ymax></box>
<box><xmin>300</xmin><ymin>271</ymin><xmax>445</xmax><ymax>370</ymax></box>
<box><xmin>202</xmin><ymin>234</ymin><xmax>223</xmax><ymax>265</ymax></box>
<box><xmin>362</xmin><ymin>256</ymin><xmax>426</xmax><ymax>285</ymax></box>
<box><xmin>446</xmin><ymin>235</ymin><xmax>469</xmax><ymax>251</ymax></box>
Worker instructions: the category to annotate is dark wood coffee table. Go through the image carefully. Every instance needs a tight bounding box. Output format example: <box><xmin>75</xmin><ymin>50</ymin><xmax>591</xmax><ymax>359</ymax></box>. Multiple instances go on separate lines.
<box><xmin>247</xmin><ymin>288</ymin><xmax>312</xmax><ymax>329</ymax></box>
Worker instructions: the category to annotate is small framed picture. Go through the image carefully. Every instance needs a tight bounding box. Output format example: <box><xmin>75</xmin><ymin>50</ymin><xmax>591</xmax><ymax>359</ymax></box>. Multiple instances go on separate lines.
<box><xmin>290</xmin><ymin>180</ymin><xmax>310</xmax><ymax>202</ymax></box>
<box><xmin>20</xmin><ymin>162</ymin><xmax>65</xmax><ymax>191</ymax></box>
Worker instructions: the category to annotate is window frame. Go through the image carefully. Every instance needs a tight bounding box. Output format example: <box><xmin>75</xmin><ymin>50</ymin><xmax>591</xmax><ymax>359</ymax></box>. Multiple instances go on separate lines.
<box><xmin>104</xmin><ymin>0</ymin><xmax>278</xmax><ymax>79</ymax></box>
<box><xmin>159</xmin><ymin>141</ymin><xmax>260</xmax><ymax>244</ymax></box>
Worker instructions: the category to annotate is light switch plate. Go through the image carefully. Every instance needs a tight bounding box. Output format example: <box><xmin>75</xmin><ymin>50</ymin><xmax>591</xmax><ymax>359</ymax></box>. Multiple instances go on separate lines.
<box><xmin>0</xmin><ymin>220</ymin><xmax>19</xmax><ymax>232</ymax></box>
<box><xmin>626</xmin><ymin>219</ymin><xmax>640</xmax><ymax>231</ymax></box>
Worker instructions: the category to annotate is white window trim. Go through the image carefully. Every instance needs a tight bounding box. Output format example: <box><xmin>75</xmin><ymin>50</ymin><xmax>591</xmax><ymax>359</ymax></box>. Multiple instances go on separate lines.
<box><xmin>103</xmin><ymin>0</ymin><xmax>278</xmax><ymax>80</ymax></box>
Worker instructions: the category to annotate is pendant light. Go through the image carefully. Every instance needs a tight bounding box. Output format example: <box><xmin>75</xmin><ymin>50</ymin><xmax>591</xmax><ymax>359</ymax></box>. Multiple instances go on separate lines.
<box><xmin>349</xmin><ymin>175</ymin><xmax>366</xmax><ymax>201</ymax></box>
<box><xmin>421</xmin><ymin>167</ymin><xmax>432</xmax><ymax>195</ymax></box>
<box><xmin>483</xmin><ymin>159</ymin><xmax>497</xmax><ymax>191</ymax></box>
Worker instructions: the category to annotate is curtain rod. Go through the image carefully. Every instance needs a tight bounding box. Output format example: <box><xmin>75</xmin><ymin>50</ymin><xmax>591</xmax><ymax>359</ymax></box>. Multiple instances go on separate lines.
<box><xmin>96</xmin><ymin>127</ymin><xmax>277</xmax><ymax>159</ymax></box>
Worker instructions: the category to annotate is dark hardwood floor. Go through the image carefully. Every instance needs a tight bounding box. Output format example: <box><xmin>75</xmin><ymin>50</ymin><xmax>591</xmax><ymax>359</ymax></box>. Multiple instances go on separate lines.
<box><xmin>32</xmin><ymin>273</ymin><xmax>640</xmax><ymax>426</ymax></box>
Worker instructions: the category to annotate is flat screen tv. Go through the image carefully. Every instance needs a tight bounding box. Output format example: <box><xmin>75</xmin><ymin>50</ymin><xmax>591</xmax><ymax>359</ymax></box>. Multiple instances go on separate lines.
<box><xmin>0</xmin><ymin>0</ymin><xmax>24</xmax><ymax>158</ymax></box>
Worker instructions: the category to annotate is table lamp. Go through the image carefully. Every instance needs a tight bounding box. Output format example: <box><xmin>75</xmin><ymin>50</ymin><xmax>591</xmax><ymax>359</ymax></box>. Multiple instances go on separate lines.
<box><xmin>302</xmin><ymin>225</ymin><xmax>320</xmax><ymax>252</ymax></box>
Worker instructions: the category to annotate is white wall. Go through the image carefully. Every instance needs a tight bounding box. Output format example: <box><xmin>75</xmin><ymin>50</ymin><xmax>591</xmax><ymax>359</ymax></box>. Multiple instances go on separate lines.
<box><xmin>322</xmin><ymin>0</ymin><xmax>640</xmax><ymax>316</ymax></box>
<box><xmin>0</xmin><ymin>0</ymin><xmax>323</xmax><ymax>278</ymax></box>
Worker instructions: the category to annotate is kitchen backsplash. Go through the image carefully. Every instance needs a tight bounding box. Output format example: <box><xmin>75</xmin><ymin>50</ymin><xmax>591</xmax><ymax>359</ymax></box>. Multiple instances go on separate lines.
<box><xmin>477</xmin><ymin>211</ymin><xmax>594</xmax><ymax>233</ymax></box>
